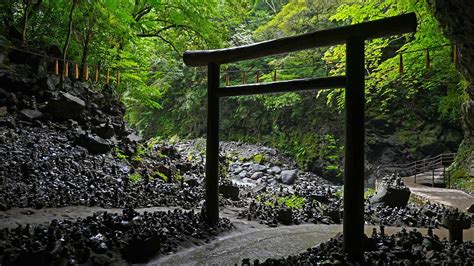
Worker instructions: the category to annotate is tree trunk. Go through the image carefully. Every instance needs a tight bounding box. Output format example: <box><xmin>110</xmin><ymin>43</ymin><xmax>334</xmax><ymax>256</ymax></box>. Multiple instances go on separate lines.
<box><xmin>80</xmin><ymin>33</ymin><xmax>90</xmax><ymax>81</ymax></box>
<box><xmin>60</xmin><ymin>0</ymin><xmax>77</xmax><ymax>86</ymax></box>
<box><xmin>21</xmin><ymin>0</ymin><xmax>33</xmax><ymax>44</ymax></box>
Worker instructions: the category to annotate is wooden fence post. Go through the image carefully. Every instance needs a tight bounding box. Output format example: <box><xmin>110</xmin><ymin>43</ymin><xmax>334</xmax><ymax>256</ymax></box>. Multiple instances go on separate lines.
<box><xmin>84</xmin><ymin>63</ymin><xmax>88</xmax><ymax>81</ymax></box>
<box><xmin>75</xmin><ymin>63</ymin><xmax>79</xmax><ymax>79</ymax></box>
<box><xmin>55</xmin><ymin>60</ymin><xmax>59</xmax><ymax>75</ymax></box>
<box><xmin>343</xmin><ymin>36</ymin><xmax>365</xmax><ymax>261</ymax></box>
<box><xmin>432</xmin><ymin>167</ymin><xmax>435</xmax><ymax>187</ymax></box>
<box><xmin>106</xmin><ymin>68</ymin><xmax>109</xmax><ymax>84</ymax></box>
<box><xmin>256</xmin><ymin>70</ymin><xmax>260</xmax><ymax>83</ymax></box>
<box><xmin>65</xmin><ymin>62</ymin><xmax>69</xmax><ymax>78</ymax></box>
<box><xmin>414</xmin><ymin>161</ymin><xmax>417</xmax><ymax>183</ymax></box>
<box><xmin>116</xmin><ymin>71</ymin><xmax>120</xmax><ymax>86</ymax></box>
<box><xmin>95</xmin><ymin>66</ymin><xmax>99</xmax><ymax>82</ymax></box>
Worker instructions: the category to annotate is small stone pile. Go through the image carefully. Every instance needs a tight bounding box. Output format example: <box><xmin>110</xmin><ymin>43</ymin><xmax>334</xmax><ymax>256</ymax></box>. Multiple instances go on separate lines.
<box><xmin>238</xmin><ymin>180</ymin><xmax>457</xmax><ymax>228</ymax></box>
<box><xmin>175</xmin><ymin>139</ymin><xmax>332</xmax><ymax>187</ymax></box>
<box><xmin>0</xmin><ymin>208</ymin><xmax>234</xmax><ymax>265</ymax></box>
<box><xmin>238</xmin><ymin>182</ymin><xmax>342</xmax><ymax>226</ymax></box>
<box><xmin>227</xmin><ymin>161</ymin><xmax>331</xmax><ymax>187</ymax></box>
<box><xmin>370</xmin><ymin>174</ymin><xmax>411</xmax><ymax>208</ymax></box>
<box><xmin>364</xmin><ymin>202</ymin><xmax>447</xmax><ymax>228</ymax></box>
<box><xmin>243</xmin><ymin>227</ymin><xmax>473</xmax><ymax>265</ymax></box>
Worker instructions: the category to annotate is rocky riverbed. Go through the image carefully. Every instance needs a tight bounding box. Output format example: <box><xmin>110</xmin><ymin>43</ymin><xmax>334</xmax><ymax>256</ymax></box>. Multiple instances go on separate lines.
<box><xmin>1</xmin><ymin>58</ymin><xmax>472</xmax><ymax>265</ymax></box>
<box><xmin>245</xmin><ymin>227</ymin><xmax>474</xmax><ymax>265</ymax></box>
<box><xmin>0</xmin><ymin>207</ymin><xmax>233</xmax><ymax>264</ymax></box>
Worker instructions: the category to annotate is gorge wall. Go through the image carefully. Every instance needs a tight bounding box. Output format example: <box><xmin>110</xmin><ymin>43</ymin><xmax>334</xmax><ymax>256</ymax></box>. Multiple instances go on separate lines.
<box><xmin>431</xmin><ymin>0</ymin><xmax>474</xmax><ymax>175</ymax></box>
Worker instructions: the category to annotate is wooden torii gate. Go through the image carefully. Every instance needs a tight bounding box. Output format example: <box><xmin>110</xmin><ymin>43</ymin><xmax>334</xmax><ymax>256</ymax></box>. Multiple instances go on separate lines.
<box><xmin>183</xmin><ymin>13</ymin><xmax>417</xmax><ymax>261</ymax></box>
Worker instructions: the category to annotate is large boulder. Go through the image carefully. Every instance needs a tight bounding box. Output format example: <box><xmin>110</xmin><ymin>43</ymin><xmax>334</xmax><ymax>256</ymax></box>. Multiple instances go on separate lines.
<box><xmin>46</xmin><ymin>92</ymin><xmax>85</xmax><ymax>120</ymax></box>
<box><xmin>369</xmin><ymin>176</ymin><xmax>411</xmax><ymax>207</ymax></box>
<box><xmin>19</xmin><ymin>109</ymin><xmax>42</xmax><ymax>120</ymax></box>
<box><xmin>93</xmin><ymin>123</ymin><xmax>115</xmax><ymax>139</ymax></box>
<box><xmin>280</xmin><ymin>170</ymin><xmax>298</xmax><ymax>185</ymax></box>
<box><xmin>277</xmin><ymin>208</ymin><xmax>293</xmax><ymax>225</ymax></box>
<box><xmin>219</xmin><ymin>184</ymin><xmax>239</xmax><ymax>201</ymax></box>
<box><xmin>75</xmin><ymin>133</ymin><xmax>110</xmax><ymax>154</ymax></box>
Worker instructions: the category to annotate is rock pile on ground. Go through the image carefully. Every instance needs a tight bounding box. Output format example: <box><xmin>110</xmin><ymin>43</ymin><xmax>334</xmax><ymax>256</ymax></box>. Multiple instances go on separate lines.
<box><xmin>0</xmin><ymin>68</ymin><xmax>138</xmax><ymax>155</ymax></box>
<box><xmin>243</xmin><ymin>227</ymin><xmax>473</xmax><ymax>265</ymax></box>
<box><xmin>237</xmin><ymin>180</ymin><xmax>457</xmax><ymax>228</ymax></box>
<box><xmin>364</xmin><ymin>202</ymin><xmax>447</xmax><ymax>228</ymax></box>
<box><xmin>237</xmin><ymin>182</ymin><xmax>341</xmax><ymax>227</ymax></box>
<box><xmin>0</xmin><ymin>65</ymin><xmax>208</xmax><ymax>210</ymax></box>
<box><xmin>0</xmin><ymin>207</ymin><xmax>233</xmax><ymax>265</ymax></box>
<box><xmin>0</xmin><ymin>125</ymin><xmax>205</xmax><ymax>210</ymax></box>
<box><xmin>175</xmin><ymin>139</ymin><xmax>332</xmax><ymax>187</ymax></box>
<box><xmin>370</xmin><ymin>174</ymin><xmax>411</xmax><ymax>207</ymax></box>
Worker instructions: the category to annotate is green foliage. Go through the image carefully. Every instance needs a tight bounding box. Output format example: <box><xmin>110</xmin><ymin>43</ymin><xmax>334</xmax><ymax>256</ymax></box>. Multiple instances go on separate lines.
<box><xmin>114</xmin><ymin>148</ymin><xmax>128</xmax><ymax>160</ymax></box>
<box><xmin>364</xmin><ymin>188</ymin><xmax>376</xmax><ymax>199</ymax></box>
<box><xmin>257</xmin><ymin>194</ymin><xmax>306</xmax><ymax>209</ymax></box>
<box><xmin>129</xmin><ymin>173</ymin><xmax>142</xmax><ymax>183</ymax></box>
<box><xmin>153</xmin><ymin>171</ymin><xmax>168</xmax><ymax>182</ymax></box>
<box><xmin>4</xmin><ymin>0</ymin><xmax>466</xmax><ymax>186</ymax></box>
<box><xmin>277</xmin><ymin>195</ymin><xmax>305</xmax><ymax>209</ymax></box>
<box><xmin>173</xmin><ymin>173</ymin><xmax>183</xmax><ymax>182</ymax></box>
<box><xmin>334</xmin><ymin>188</ymin><xmax>343</xmax><ymax>199</ymax></box>
<box><xmin>325</xmin><ymin>0</ymin><xmax>464</xmax><ymax>122</ymax></box>
<box><xmin>253</xmin><ymin>153</ymin><xmax>264</xmax><ymax>164</ymax></box>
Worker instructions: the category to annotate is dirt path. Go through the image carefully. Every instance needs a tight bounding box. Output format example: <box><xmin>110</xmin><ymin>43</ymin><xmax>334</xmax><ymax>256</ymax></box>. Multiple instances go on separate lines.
<box><xmin>0</xmin><ymin>206</ymin><xmax>180</xmax><ymax>229</ymax></box>
<box><xmin>404</xmin><ymin>172</ymin><xmax>474</xmax><ymax>211</ymax></box>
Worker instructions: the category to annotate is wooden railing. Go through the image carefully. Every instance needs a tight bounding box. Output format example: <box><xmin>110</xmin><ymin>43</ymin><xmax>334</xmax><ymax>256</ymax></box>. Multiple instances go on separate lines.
<box><xmin>376</xmin><ymin>153</ymin><xmax>456</xmax><ymax>188</ymax></box>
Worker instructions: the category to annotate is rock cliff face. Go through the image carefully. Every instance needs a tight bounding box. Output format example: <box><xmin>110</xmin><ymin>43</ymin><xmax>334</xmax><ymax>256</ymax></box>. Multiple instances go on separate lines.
<box><xmin>431</xmin><ymin>0</ymin><xmax>474</xmax><ymax>172</ymax></box>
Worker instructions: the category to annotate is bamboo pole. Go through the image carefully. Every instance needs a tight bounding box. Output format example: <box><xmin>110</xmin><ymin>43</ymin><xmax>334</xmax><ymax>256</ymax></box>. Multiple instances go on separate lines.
<box><xmin>273</xmin><ymin>69</ymin><xmax>277</xmax><ymax>81</ymax></box>
<box><xmin>65</xmin><ymin>62</ymin><xmax>69</xmax><ymax>78</ymax></box>
<box><xmin>106</xmin><ymin>68</ymin><xmax>109</xmax><ymax>84</ymax></box>
<box><xmin>55</xmin><ymin>60</ymin><xmax>59</xmax><ymax>75</ymax></box>
<box><xmin>95</xmin><ymin>66</ymin><xmax>99</xmax><ymax>82</ymax></box>
<box><xmin>116</xmin><ymin>71</ymin><xmax>120</xmax><ymax>86</ymax></box>
<box><xmin>75</xmin><ymin>63</ymin><xmax>79</xmax><ymax>79</ymax></box>
<box><xmin>84</xmin><ymin>63</ymin><xmax>88</xmax><ymax>81</ymax></box>
<box><xmin>225</xmin><ymin>73</ymin><xmax>230</xmax><ymax>86</ymax></box>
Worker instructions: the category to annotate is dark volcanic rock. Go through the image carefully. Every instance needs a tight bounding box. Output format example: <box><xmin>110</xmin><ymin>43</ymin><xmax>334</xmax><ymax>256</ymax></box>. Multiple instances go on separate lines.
<box><xmin>19</xmin><ymin>108</ymin><xmax>42</xmax><ymax>120</ymax></box>
<box><xmin>370</xmin><ymin>175</ymin><xmax>410</xmax><ymax>208</ymax></box>
<box><xmin>277</xmin><ymin>208</ymin><xmax>293</xmax><ymax>225</ymax></box>
<box><xmin>248</xmin><ymin>228</ymin><xmax>474</xmax><ymax>265</ymax></box>
<box><xmin>219</xmin><ymin>184</ymin><xmax>240</xmax><ymax>201</ymax></box>
<box><xmin>0</xmin><ymin>208</ymin><xmax>234</xmax><ymax>265</ymax></box>
<box><xmin>93</xmin><ymin>123</ymin><xmax>115</xmax><ymax>139</ymax></box>
<box><xmin>0</xmin><ymin>125</ymin><xmax>205</xmax><ymax>210</ymax></box>
<box><xmin>280</xmin><ymin>170</ymin><xmax>297</xmax><ymax>184</ymax></box>
<box><xmin>46</xmin><ymin>91</ymin><xmax>85</xmax><ymax>120</ymax></box>
<box><xmin>75</xmin><ymin>133</ymin><xmax>111</xmax><ymax>154</ymax></box>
